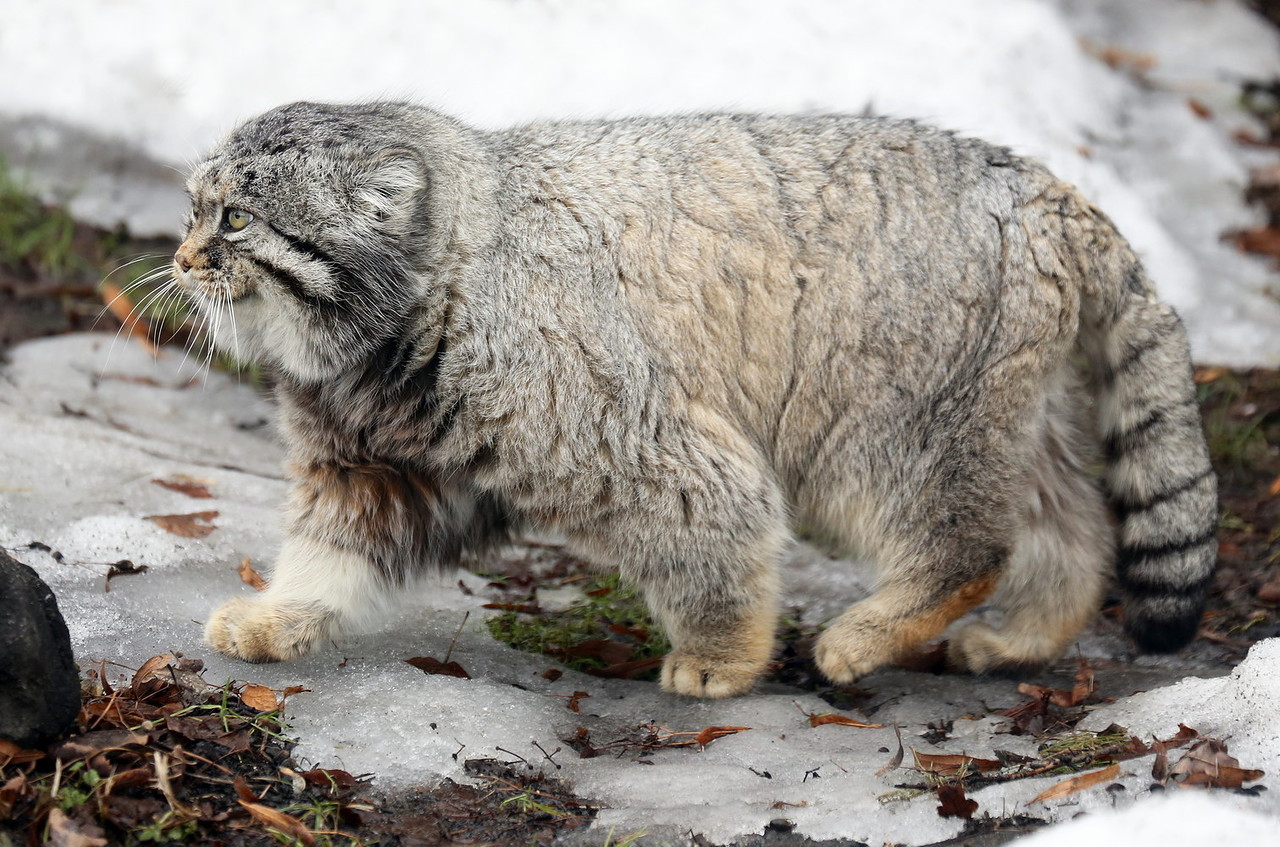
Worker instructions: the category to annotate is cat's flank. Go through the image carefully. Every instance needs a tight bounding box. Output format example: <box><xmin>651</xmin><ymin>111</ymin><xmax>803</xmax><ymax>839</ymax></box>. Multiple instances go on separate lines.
<box><xmin>181</xmin><ymin>101</ymin><xmax>1216</xmax><ymax>697</ymax></box>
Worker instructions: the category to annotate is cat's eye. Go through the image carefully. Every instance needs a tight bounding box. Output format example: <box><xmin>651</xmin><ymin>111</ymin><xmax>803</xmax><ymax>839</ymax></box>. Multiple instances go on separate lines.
<box><xmin>224</xmin><ymin>209</ymin><xmax>254</xmax><ymax>231</ymax></box>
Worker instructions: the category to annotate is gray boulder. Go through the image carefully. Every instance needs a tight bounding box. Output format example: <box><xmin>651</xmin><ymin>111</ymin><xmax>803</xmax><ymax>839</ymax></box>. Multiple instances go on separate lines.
<box><xmin>0</xmin><ymin>552</ymin><xmax>80</xmax><ymax>747</ymax></box>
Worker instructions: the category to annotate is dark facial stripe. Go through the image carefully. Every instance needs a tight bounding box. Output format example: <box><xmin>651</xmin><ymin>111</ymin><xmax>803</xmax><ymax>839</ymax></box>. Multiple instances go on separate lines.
<box><xmin>267</xmin><ymin>223</ymin><xmax>343</xmax><ymax>272</ymax></box>
<box><xmin>245</xmin><ymin>255</ymin><xmax>327</xmax><ymax>307</ymax></box>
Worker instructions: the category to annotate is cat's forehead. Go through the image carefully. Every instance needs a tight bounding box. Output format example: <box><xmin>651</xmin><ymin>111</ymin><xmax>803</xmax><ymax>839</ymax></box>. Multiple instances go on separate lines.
<box><xmin>187</xmin><ymin>102</ymin><xmax>401</xmax><ymax>203</ymax></box>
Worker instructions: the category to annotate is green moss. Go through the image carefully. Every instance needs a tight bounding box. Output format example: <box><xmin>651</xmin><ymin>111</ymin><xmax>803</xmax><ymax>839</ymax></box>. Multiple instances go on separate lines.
<box><xmin>0</xmin><ymin>158</ymin><xmax>82</xmax><ymax>279</ymax></box>
<box><xmin>485</xmin><ymin>571</ymin><xmax>668</xmax><ymax>674</ymax></box>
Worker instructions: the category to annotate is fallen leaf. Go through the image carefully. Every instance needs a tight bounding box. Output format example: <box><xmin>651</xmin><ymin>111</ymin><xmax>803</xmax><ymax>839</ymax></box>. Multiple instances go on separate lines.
<box><xmin>586</xmin><ymin>655</ymin><xmax>665</xmax><ymax>679</ymax></box>
<box><xmin>693</xmin><ymin>726</ymin><xmax>751</xmax><ymax>749</ymax></box>
<box><xmin>808</xmin><ymin>713</ymin><xmax>885</xmax><ymax>729</ymax></box>
<box><xmin>1030</xmin><ymin>762</ymin><xmax>1121</xmax><ymax>804</ymax></box>
<box><xmin>1080</xmin><ymin>39</ymin><xmax>1156</xmax><ymax>75</ymax></box>
<box><xmin>1017</xmin><ymin>660</ymin><xmax>1097</xmax><ymax>709</ymax></box>
<box><xmin>1152</xmin><ymin>738</ymin><xmax>1170</xmax><ymax>784</ymax></box>
<box><xmin>239</xmin><ymin>801</ymin><xmax>316</xmax><ymax>846</ymax></box>
<box><xmin>936</xmin><ymin>784</ymin><xmax>978</xmax><ymax>820</ymax></box>
<box><xmin>47</xmin><ymin>807</ymin><xmax>109</xmax><ymax>847</ymax></box>
<box><xmin>1187</xmin><ymin>98</ymin><xmax>1212</xmax><ymax>120</ymax></box>
<box><xmin>151</xmin><ymin>475</ymin><xmax>214</xmax><ymax>499</ymax></box>
<box><xmin>542</xmin><ymin>668</ymin><xmax>564</xmax><ymax>682</ymax></box>
<box><xmin>1258</xmin><ymin>575</ymin><xmax>1280</xmax><ymax>604</ymax></box>
<box><xmin>240</xmin><ymin>684</ymin><xmax>279</xmax><ymax>712</ymax></box>
<box><xmin>405</xmin><ymin>656</ymin><xmax>471</xmax><ymax>679</ymax></box>
<box><xmin>144</xmin><ymin>511</ymin><xmax>219</xmax><ymax>539</ymax></box>
<box><xmin>566</xmin><ymin>691</ymin><xmax>590</xmax><ymax>713</ymax></box>
<box><xmin>1194</xmin><ymin>366</ymin><xmax>1228</xmax><ymax>384</ymax></box>
<box><xmin>301</xmin><ymin>768</ymin><xmax>358</xmax><ymax>791</ymax></box>
<box><xmin>100</xmin><ymin>282</ymin><xmax>157</xmax><ymax>355</ymax></box>
<box><xmin>876</xmin><ymin>724</ymin><xmax>905</xmax><ymax>776</ymax></box>
<box><xmin>105</xmin><ymin>559</ymin><xmax>149</xmax><ymax>591</ymax></box>
<box><xmin>481</xmin><ymin>602</ymin><xmax>540</xmax><ymax>613</ymax></box>
<box><xmin>238</xmin><ymin>558</ymin><xmax>268</xmax><ymax>591</ymax></box>
<box><xmin>132</xmin><ymin>654</ymin><xmax>175</xmax><ymax>689</ymax></box>
<box><xmin>551</xmin><ymin>639</ymin><xmax>635</xmax><ymax>666</ymax></box>
<box><xmin>1269</xmin><ymin>474</ymin><xmax>1280</xmax><ymax>498</ymax></box>
<box><xmin>0</xmin><ymin>739</ymin><xmax>44</xmax><ymax>766</ymax></box>
<box><xmin>1168</xmin><ymin>739</ymin><xmax>1265</xmax><ymax>789</ymax></box>
<box><xmin>912</xmin><ymin>751</ymin><xmax>1002</xmax><ymax>776</ymax></box>
<box><xmin>0</xmin><ymin>774</ymin><xmax>28</xmax><ymax>818</ymax></box>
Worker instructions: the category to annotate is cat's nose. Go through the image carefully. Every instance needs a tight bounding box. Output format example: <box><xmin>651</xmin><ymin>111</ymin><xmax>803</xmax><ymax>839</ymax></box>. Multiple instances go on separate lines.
<box><xmin>175</xmin><ymin>250</ymin><xmax>193</xmax><ymax>272</ymax></box>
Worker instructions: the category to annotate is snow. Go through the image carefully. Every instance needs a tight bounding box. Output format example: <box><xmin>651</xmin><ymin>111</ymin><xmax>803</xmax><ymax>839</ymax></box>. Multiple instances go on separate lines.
<box><xmin>3</xmin><ymin>1</ymin><xmax>1280</xmax><ymax>842</ymax></box>
<box><xmin>1</xmin><ymin>334</ymin><xmax>1276</xmax><ymax>844</ymax></box>
<box><xmin>1</xmin><ymin>0</ymin><xmax>1279</xmax><ymax>364</ymax></box>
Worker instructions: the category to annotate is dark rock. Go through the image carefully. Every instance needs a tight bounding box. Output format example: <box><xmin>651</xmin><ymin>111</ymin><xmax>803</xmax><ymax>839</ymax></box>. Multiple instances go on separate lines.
<box><xmin>0</xmin><ymin>551</ymin><xmax>80</xmax><ymax>747</ymax></box>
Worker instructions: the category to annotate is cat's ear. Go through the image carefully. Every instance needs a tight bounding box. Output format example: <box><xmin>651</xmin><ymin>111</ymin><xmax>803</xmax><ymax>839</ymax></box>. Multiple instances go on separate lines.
<box><xmin>353</xmin><ymin>149</ymin><xmax>426</xmax><ymax>232</ymax></box>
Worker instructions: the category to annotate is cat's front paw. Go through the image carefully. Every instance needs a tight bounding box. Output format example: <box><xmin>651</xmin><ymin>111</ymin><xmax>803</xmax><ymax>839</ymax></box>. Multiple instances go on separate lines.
<box><xmin>204</xmin><ymin>597</ymin><xmax>332</xmax><ymax>663</ymax></box>
<box><xmin>659</xmin><ymin>650</ymin><xmax>767</xmax><ymax>698</ymax></box>
<box><xmin>812</xmin><ymin>624</ymin><xmax>888</xmax><ymax>684</ymax></box>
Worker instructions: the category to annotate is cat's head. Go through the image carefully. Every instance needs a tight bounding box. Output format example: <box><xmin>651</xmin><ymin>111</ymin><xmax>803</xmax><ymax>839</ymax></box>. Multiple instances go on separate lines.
<box><xmin>175</xmin><ymin>101</ymin><xmax>434</xmax><ymax>381</ymax></box>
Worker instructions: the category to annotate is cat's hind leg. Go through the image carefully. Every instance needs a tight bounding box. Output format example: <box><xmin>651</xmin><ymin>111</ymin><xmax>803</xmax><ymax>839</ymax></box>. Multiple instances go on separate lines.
<box><xmin>947</xmin><ymin>387</ymin><xmax>1111</xmax><ymax>673</ymax></box>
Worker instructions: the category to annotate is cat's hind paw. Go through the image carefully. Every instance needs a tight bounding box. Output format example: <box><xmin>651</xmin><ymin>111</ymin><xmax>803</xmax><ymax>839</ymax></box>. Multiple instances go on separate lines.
<box><xmin>204</xmin><ymin>596</ymin><xmax>333</xmax><ymax>663</ymax></box>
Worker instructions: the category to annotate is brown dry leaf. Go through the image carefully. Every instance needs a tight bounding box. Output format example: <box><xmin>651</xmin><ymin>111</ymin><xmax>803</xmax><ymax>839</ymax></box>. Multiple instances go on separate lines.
<box><xmin>1168</xmin><ymin>739</ymin><xmax>1264</xmax><ymax>789</ymax></box>
<box><xmin>405</xmin><ymin>656</ymin><xmax>471</xmax><ymax>679</ymax></box>
<box><xmin>586</xmin><ymin>655</ymin><xmax>665</xmax><ymax>679</ymax></box>
<box><xmin>238</xmin><ymin>558</ymin><xmax>268</xmax><ymax>591</ymax></box>
<box><xmin>566</xmin><ymin>691</ymin><xmax>590</xmax><ymax>713</ymax></box>
<box><xmin>1152</xmin><ymin>738</ymin><xmax>1170</xmax><ymax>784</ymax></box>
<box><xmin>104</xmin><ymin>559</ymin><xmax>149</xmax><ymax>592</ymax></box>
<box><xmin>1194</xmin><ymin>366</ymin><xmax>1229</xmax><ymax>384</ymax></box>
<box><xmin>47</xmin><ymin>807</ymin><xmax>109</xmax><ymax>847</ymax></box>
<box><xmin>0</xmin><ymin>738</ymin><xmax>44</xmax><ymax>766</ymax></box>
<box><xmin>876</xmin><ymin>724</ymin><xmax>905</xmax><ymax>777</ymax></box>
<box><xmin>542</xmin><ymin>668</ymin><xmax>564</xmax><ymax>682</ymax></box>
<box><xmin>301</xmin><ymin>768</ymin><xmax>359</xmax><ymax>791</ymax></box>
<box><xmin>1080</xmin><ymin>39</ymin><xmax>1156</xmax><ymax>75</ymax></box>
<box><xmin>144</xmin><ymin>511</ymin><xmax>219</xmax><ymax>539</ymax></box>
<box><xmin>239</xmin><ymin>801</ymin><xmax>316</xmax><ymax>846</ymax></box>
<box><xmin>912</xmin><ymin>751</ymin><xmax>1002</xmax><ymax>777</ymax></box>
<box><xmin>0</xmin><ymin>774</ymin><xmax>29</xmax><ymax>820</ymax></box>
<box><xmin>1231</xmin><ymin>226</ymin><xmax>1280</xmax><ymax>262</ymax></box>
<box><xmin>54</xmin><ymin>730</ymin><xmax>152</xmax><ymax>761</ymax></box>
<box><xmin>1188</xmin><ymin>98</ymin><xmax>1212</xmax><ymax>120</ymax></box>
<box><xmin>552</xmin><ymin>639</ymin><xmax>635</xmax><ymax>666</ymax></box>
<box><xmin>936</xmin><ymin>784</ymin><xmax>978</xmax><ymax>820</ymax></box>
<box><xmin>808</xmin><ymin>713</ymin><xmax>885</xmax><ymax>729</ymax></box>
<box><xmin>151</xmin><ymin>475</ymin><xmax>214</xmax><ymax>499</ymax></box>
<box><xmin>281</xmin><ymin>685</ymin><xmax>310</xmax><ymax>699</ymax></box>
<box><xmin>1030</xmin><ymin>763</ymin><xmax>1121</xmax><ymax>804</ymax></box>
<box><xmin>1269</xmin><ymin>474</ymin><xmax>1280</xmax><ymax>498</ymax></box>
<box><xmin>132</xmin><ymin>654</ymin><xmax>175</xmax><ymax>689</ymax></box>
<box><xmin>240</xmin><ymin>684</ymin><xmax>279</xmax><ymax>712</ymax></box>
<box><xmin>100</xmin><ymin>282</ymin><xmax>157</xmax><ymax>355</ymax></box>
<box><xmin>693</xmin><ymin>726</ymin><xmax>751</xmax><ymax>749</ymax></box>
<box><xmin>1068</xmin><ymin>659</ymin><xmax>1097</xmax><ymax>705</ymax></box>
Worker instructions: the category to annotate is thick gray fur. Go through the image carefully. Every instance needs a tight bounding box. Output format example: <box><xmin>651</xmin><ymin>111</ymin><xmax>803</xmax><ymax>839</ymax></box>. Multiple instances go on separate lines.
<box><xmin>178</xmin><ymin>101</ymin><xmax>1217</xmax><ymax>697</ymax></box>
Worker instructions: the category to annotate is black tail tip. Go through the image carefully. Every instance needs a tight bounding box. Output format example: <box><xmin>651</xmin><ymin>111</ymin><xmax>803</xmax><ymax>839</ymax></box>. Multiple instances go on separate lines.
<box><xmin>1126</xmin><ymin>613</ymin><xmax>1200</xmax><ymax>654</ymax></box>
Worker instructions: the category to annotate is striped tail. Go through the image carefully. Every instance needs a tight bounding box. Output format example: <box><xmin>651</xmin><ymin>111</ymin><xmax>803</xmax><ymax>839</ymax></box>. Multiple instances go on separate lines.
<box><xmin>1088</xmin><ymin>272</ymin><xmax>1218</xmax><ymax>653</ymax></box>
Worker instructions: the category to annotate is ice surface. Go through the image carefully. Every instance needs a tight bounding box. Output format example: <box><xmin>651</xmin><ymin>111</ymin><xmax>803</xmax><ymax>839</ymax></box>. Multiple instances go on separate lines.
<box><xmin>1</xmin><ymin>0</ymin><xmax>1279</xmax><ymax>364</ymax></box>
<box><xmin>1</xmin><ymin>333</ymin><xmax>1275</xmax><ymax>844</ymax></box>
